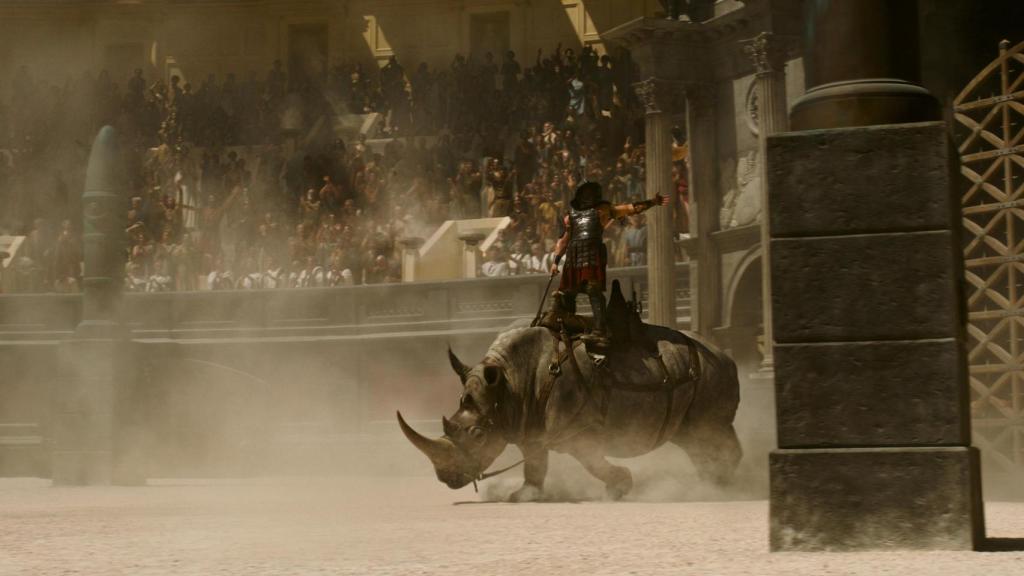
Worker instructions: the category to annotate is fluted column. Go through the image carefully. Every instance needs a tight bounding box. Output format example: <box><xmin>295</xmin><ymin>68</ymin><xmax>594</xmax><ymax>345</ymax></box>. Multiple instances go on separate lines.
<box><xmin>684</xmin><ymin>84</ymin><xmax>719</xmax><ymax>336</ymax></box>
<box><xmin>744</xmin><ymin>32</ymin><xmax>791</xmax><ymax>373</ymax></box>
<box><xmin>634</xmin><ymin>78</ymin><xmax>684</xmax><ymax>328</ymax></box>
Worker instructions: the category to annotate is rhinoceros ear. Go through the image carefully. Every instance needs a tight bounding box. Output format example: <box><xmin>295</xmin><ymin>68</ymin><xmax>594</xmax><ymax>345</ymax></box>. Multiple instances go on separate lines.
<box><xmin>448</xmin><ymin>347</ymin><xmax>469</xmax><ymax>384</ymax></box>
<box><xmin>482</xmin><ymin>365</ymin><xmax>501</xmax><ymax>387</ymax></box>
<box><xmin>442</xmin><ymin>416</ymin><xmax>459</xmax><ymax>437</ymax></box>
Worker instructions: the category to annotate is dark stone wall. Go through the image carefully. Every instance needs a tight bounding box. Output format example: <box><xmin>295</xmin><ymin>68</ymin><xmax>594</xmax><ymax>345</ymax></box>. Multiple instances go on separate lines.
<box><xmin>920</xmin><ymin>0</ymin><xmax>1024</xmax><ymax>107</ymax></box>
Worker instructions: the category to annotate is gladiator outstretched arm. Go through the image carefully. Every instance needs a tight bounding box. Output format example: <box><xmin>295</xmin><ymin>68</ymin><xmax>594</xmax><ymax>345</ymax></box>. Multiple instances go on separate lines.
<box><xmin>551</xmin><ymin>195</ymin><xmax>667</xmax><ymax>274</ymax></box>
<box><xmin>610</xmin><ymin>193</ymin><xmax>670</xmax><ymax>219</ymax></box>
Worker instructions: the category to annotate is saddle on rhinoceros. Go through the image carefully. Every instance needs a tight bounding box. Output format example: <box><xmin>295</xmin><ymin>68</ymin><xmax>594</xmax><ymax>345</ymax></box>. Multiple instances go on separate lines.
<box><xmin>398</xmin><ymin>279</ymin><xmax>741</xmax><ymax>501</ymax></box>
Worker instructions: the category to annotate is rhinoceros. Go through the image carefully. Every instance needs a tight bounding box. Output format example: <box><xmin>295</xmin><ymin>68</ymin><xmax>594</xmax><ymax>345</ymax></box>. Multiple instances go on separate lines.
<box><xmin>397</xmin><ymin>321</ymin><xmax>741</xmax><ymax>501</ymax></box>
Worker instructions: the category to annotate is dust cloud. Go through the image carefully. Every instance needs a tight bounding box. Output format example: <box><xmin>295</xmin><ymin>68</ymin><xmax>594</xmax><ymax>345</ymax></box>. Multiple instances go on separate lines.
<box><xmin>128</xmin><ymin>327</ymin><xmax>776</xmax><ymax>506</ymax></box>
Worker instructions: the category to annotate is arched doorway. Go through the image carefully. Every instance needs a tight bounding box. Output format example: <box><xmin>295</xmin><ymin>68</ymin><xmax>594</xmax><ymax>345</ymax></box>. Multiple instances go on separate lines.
<box><xmin>723</xmin><ymin>249</ymin><xmax>764</xmax><ymax>373</ymax></box>
<box><xmin>721</xmin><ymin>248</ymin><xmax>774</xmax><ymax>484</ymax></box>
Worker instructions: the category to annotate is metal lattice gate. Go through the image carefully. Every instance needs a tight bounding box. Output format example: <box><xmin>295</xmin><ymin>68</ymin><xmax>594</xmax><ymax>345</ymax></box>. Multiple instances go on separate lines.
<box><xmin>955</xmin><ymin>39</ymin><xmax>1024</xmax><ymax>476</ymax></box>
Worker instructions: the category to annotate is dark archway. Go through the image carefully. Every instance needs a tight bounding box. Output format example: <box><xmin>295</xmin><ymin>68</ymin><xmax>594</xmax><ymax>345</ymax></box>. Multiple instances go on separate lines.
<box><xmin>723</xmin><ymin>250</ymin><xmax>763</xmax><ymax>373</ymax></box>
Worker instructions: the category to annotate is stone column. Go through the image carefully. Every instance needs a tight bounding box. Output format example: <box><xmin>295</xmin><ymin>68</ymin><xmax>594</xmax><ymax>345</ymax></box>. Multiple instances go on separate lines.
<box><xmin>768</xmin><ymin>0</ymin><xmax>983</xmax><ymax>550</ymax></box>
<box><xmin>744</xmin><ymin>32</ymin><xmax>791</xmax><ymax>373</ymax></box>
<box><xmin>399</xmin><ymin>237</ymin><xmax>424</xmax><ymax>283</ymax></box>
<box><xmin>634</xmin><ymin>78</ymin><xmax>683</xmax><ymax>328</ymax></box>
<box><xmin>790</xmin><ymin>0</ymin><xmax>939</xmax><ymax>130</ymax></box>
<box><xmin>684</xmin><ymin>85</ymin><xmax>719</xmax><ymax>336</ymax></box>
<box><xmin>458</xmin><ymin>233</ymin><xmax>485</xmax><ymax>279</ymax></box>
<box><xmin>54</xmin><ymin>126</ymin><xmax>128</xmax><ymax>485</ymax></box>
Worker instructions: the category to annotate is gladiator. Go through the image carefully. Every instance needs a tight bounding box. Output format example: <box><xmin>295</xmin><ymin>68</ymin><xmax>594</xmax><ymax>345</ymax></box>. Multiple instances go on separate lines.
<box><xmin>549</xmin><ymin>181</ymin><xmax>669</xmax><ymax>347</ymax></box>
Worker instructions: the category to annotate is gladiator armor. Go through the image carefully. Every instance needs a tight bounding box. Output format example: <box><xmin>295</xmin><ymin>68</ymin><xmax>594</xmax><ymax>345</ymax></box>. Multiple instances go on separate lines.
<box><xmin>567</xmin><ymin>206</ymin><xmax>606</xmax><ymax>269</ymax></box>
<box><xmin>570</xmin><ymin>206</ymin><xmax>603</xmax><ymax>240</ymax></box>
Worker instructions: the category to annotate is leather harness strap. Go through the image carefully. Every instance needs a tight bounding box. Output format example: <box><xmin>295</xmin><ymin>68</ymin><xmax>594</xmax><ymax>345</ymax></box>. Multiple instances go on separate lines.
<box><xmin>651</xmin><ymin>336</ymin><xmax>703</xmax><ymax>450</ymax></box>
<box><xmin>651</xmin><ymin>352</ymin><xmax>680</xmax><ymax>449</ymax></box>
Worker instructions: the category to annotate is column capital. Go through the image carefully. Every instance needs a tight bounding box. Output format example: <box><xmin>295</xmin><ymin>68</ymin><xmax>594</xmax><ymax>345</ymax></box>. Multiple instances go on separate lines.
<box><xmin>633</xmin><ymin>77</ymin><xmax>687</xmax><ymax>115</ymax></box>
<box><xmin>742</xmin><ymin>32</ymin><xmax>792</xmax><ymax>76</ymax></box>
<box><xmin>398</xmin><ymin>236</ymin><xmax>425</xmax><ymax>250</ymax></box>
<box><xmin>457</xmin><ymin>232</ymin><xmax>486</xmax><ymax>247</ymax></box>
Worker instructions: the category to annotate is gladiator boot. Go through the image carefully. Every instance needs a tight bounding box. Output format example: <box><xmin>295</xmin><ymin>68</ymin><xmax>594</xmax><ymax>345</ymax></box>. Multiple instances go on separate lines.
<box><xmin>561</xmin><ymin>290</ymin><xmax>578</xmax><ymax>315</ymax></box>
<box><xmin>583</xmin><ymin>287</ymin><xmax>611</xmax><ymax>350</ymax></box>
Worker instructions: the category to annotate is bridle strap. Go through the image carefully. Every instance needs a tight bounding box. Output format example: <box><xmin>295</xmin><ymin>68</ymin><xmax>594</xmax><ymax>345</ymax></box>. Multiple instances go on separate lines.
<box><xmin>477</xmin><ymin>458</ymin><xmax>526</xmax><ymax>481</ymax></box>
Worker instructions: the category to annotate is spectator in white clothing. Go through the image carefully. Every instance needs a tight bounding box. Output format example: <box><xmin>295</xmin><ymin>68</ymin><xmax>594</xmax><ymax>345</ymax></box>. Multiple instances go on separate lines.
<box><xmin>522</xmin><ymin>241</ymin><xmax>555</xmax><ymax>275</ymax></box>
<box><xmin>481</xmin><ymin>246</ymin><xmax>511</xmax><ymax>277</ymax></box>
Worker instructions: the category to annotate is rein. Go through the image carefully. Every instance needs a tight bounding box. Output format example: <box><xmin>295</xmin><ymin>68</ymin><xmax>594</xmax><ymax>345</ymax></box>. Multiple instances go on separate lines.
<box><xmin>476</xmin><ymin>458</ymin><xmax>525</xmax><ymax>484</ymax></box>
<box><xmin>471</xmin><ymin>423</ymin><xmax>596</xmax><ymax>492</ymax></box>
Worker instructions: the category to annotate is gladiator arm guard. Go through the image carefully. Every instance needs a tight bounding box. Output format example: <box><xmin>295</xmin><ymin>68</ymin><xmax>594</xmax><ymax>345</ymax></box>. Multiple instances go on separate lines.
<box><xmin>631</xmin><ymin>197</ymin><xmax>660</xmax><ymax>214</ymax></box>
<box><xmin>554</xmin><ymin>253</ymin><xmax>563</xmax><ymax>266</ymax></box>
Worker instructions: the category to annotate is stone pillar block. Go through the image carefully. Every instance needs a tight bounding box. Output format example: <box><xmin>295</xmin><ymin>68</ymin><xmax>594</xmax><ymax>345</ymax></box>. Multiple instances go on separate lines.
<box><xmin>770</xmin><ymin>448</ymin><xmax>984</xmax><ymax>550</ymax></box>
<box><xmin>767</xmin><ymin>122</ymin><xmax>957</xmax><ymax>237</ymax></box>
<box><xmin>767</xmin><ymin>121</ymin><xmax>983</xmax><ymax>550</ymax></box>
<box><xmin>774</xmin><ymin>339</ymin><xmax>968</xmax><ymax>447</ymax></box>
<box><xmin>771</xmin><ymin>231</ymin><xmax>961</xmax><ymax>342</ymax></box>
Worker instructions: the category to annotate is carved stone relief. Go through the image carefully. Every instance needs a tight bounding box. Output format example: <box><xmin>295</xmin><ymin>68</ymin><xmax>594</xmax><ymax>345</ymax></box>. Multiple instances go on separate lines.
<box><xmin>718</xmin><ymin>149</ymin><xmax>762</xmax><ymax>229</ymax></box>
<box><xmin>745</xmin><ymin>79</ymin><xmax>760</xmax><ymax>136</ymax></box>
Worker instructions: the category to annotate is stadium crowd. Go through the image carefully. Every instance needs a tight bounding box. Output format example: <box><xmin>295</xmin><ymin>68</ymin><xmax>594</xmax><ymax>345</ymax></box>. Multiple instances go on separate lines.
<box><xmin>0</xmin><ymin>44</ymin><xmax>689</xmax><ymax>293</ymax></box>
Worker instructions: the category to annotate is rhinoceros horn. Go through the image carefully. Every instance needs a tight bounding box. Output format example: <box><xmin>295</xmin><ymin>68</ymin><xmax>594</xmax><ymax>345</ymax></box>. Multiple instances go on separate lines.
<box><xmin>448</xmin><ymin>347</ymin><xmax>470</xmax><ymax>383</ymax></box>
<box><xmin>397</xmin><ymin>411</ymin><xmax>458</xmax><ymax>468</ymax></box>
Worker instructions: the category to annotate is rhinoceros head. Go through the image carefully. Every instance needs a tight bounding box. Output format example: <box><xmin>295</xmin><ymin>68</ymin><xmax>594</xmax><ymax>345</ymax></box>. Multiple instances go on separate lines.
<box><xmin>396</xmin><ymin>348</ymin><xmax>508</xmax><ymax>489</ymax></box>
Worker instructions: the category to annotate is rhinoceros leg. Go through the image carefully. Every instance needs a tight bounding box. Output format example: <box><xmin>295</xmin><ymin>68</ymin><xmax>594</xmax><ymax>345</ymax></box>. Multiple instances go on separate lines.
<box><xmin>508</xmin><ymin>446</ymin><xmax>548</xmax><ymax>503</ymax></box>
<box><xmin>672</xmin><ymin>421</ymin><xmax>742</xmax><ymax>485</ymax></box>
<box><xmin>566</xmin><ymin>445</ymin><xmax>633</xmax><ymax>500</ymax></box>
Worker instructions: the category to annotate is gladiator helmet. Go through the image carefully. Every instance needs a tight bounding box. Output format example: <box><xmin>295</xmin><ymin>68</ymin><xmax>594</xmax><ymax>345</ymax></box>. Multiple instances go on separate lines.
<box><xmin>570</xmin><ymin>180</ymin><xmax>604</xmax><ymax>210</ymax></box>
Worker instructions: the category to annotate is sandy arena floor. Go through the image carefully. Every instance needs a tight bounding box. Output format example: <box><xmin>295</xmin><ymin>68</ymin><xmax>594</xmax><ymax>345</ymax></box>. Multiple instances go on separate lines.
<box><xmin>0</xmin><ymin>476</ymin><xmax>1022</xmax><ymax>576</ymax></box>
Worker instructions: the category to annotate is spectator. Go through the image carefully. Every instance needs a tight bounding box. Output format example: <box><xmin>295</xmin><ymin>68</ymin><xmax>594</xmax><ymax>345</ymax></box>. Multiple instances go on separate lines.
<box><xmin>263</xmin><ymin>256</ymin><xmax>286</xmax><ymax>289</ymax></box>
<box><xmin>207</xmin><ymin>257</ymin><xmax>234</xmax><ymax>290</ymax></box>
<box><xmin>1</xmin><ymin>44</ymin><xmax>680</xmax><ymax>294</ymax></box>
<box><xmin>481</xmin><ymin>246</ymin><xmax>511</xmax><ymax>277</ymax></box>
<box><xmin>623</xmin><ymin>214</ymin><xmax>648</xmax><ymax>267</ymax></box>
<box><xmin>365</xmin><ymin>254</ymin><xmax>395</xmax><ymax>284</ymax></box>
<box><xmin>522</xmin><ymin>241</ymin><xmax>555</xmax><ymax>275</ymax></box>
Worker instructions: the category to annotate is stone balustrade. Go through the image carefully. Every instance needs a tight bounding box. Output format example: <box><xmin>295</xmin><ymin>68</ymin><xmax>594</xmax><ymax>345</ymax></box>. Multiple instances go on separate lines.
<box><xmin>0</xmin><ymin>264</ymin><xmax>691</xmax><ymax>342</ymax></box>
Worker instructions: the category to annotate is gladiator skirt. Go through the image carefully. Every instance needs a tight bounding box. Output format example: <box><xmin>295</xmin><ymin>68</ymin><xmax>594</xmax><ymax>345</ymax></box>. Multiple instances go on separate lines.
<box><xmin>559</xmin><ymin>239</ymin><xmax>607</xmax><ymax>292</ymax></box>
